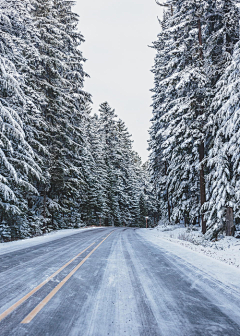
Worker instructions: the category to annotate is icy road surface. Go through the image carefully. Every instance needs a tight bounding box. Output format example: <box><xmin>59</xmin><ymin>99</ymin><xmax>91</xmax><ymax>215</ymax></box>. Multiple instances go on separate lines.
<box><xmin>0</xmin><ymin>228</ymin><xmax>240</xmax><ymax>336</ymax></box>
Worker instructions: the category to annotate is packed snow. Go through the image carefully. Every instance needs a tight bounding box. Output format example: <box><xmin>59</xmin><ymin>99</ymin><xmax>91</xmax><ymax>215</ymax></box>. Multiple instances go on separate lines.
<box><xmin>140</xmin><ymin>224</ymin><xmax>240</xmax><ymax>268</ymax></box>
<box><xmin>138</xmin><ymin>224</ymin><xmax>240</xmax><ymax>294</ymax></box>
<box><xmin>0</xmin><ymin>227</ymin><xmax>104</xmax><ymax>256</ymax></box>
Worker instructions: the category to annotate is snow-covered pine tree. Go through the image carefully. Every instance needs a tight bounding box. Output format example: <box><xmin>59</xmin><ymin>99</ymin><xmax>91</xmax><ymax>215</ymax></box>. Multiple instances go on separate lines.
<box><xmin>150</xmin><ymin>0</ymin><xmax>240</xmax><ymax>232</ymax></box>
<box><xmin>206</xmin><ymin>41</ymin><xmax>240</xmax><ymax>238</ymax></box>
<box><xmin>99</xmin><ymin>102</ymin><xmax>121</xmax><ymax>226</ymax></box>
<box><xmin>140</xmin><ymin>161</ymin><xmax>158</xmax><ymax>226</ymax></box>
<box><xmin>203</xmin><ymin>0</ymin><xmax>240</xmax><ymax>238</ymax></box>
<box><xmin>0</xmin><ymin>0</ymin><xmax>159</xmax><ymax>238</ymax></box>
<box><xmin>150</xmin><ymin>0</ymin><xmax>210</xmax><ymax>227</ymax></box>
<box><xmin>205</xmin><ymin>0</ymin><xmax>239</xmax><ymax>87</ymax></box>
<box><xmin>115</xmin><ymin>120</ymin><xmax>142</xmax><ymax>226</ymax></box>
<box><xmin>9</xmin><ymin>0</ymin><xmax>50</xmax><ymax>236</ymax></box>
<box><xmin>149</xmin><ymin>7</ymin><xmax>174</xmax><ymax>223</ymax></box>
<box><xmin>139</xmin><ymin>192</ymin><xmax>148</xmax><ymax>227</ymax></box>
<box><xmin>30</xmin><ymin>0</ymin><xmax>91</xmax><ymax>230</ymax></box>
<box><xmin>0</xmin><ymin>0</ymin><xmax>42</xmax><ymax>240</ymax></box>
<box><xmin>78</xmin><ymin>107</ymin><xmax>108</xmax><ymax>226</ymax></box>
<box><xmin>98</xmin><ymin>102</ymin><xmax>150</xmax><ymax>227</ymax></box>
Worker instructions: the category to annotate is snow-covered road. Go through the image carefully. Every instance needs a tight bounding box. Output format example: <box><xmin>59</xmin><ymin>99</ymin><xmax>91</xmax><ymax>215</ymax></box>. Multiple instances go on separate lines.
<box><xmin>0</xmin><ymin>228</ymin><xmax>240</xmax><ymax>335</ymax></box>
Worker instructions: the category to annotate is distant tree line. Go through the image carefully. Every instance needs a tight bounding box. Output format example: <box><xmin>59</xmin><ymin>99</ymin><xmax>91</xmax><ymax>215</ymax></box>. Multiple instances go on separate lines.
<box><xmin>0</xmin><ymin>0</ymin><xmax>157</xmax><ymax>241</ymax></box>
<box><xmin>149</xmin><ymin>0</ymin><xmax>240</xmax><ymax>238</ymax></box>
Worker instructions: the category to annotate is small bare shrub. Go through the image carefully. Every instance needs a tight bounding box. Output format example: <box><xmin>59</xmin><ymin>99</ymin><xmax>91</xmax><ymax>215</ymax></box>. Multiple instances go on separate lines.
<box><xmin>178</xmin><ymin>232</ymin><xmax>195</xmax><ymax>243</ymax></box>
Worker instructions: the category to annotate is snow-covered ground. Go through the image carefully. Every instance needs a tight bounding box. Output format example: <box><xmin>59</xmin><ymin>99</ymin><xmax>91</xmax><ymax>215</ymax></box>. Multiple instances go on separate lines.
<box><xmin>138</xmin><ymin>225</ymin><xmax>240</xmax><ymax>294</ymax></box>
<box><xmin>141</xmin><ymin>224</ymin><xmax>240</xmax><ymax>268</ymax></box>
<box><xmin>0</xmin><ymin>227</ymin><xmax>104</xmax><ymax>256</ymax></box>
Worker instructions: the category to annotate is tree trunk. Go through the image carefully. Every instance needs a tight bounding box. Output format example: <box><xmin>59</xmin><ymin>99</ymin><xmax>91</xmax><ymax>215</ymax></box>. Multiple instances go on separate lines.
<box><xmin>199</xmin><ymin>142</ymin><xmax>206</xmax><ymax>233</ymax></box>
<box><xmin>226</xmin><ymin>207</ymin><xmax>234</xmax><ymax>236</ymax></box>
<box><xmin>43</xmin><ymin>188</ymin><xmax>46</xmax><ymax>220</ymax></box>
<box><xmin>165</xmin><ymin>161</ymin><xmax>171</xmax><ymax>222</ymax></box>
<box><xmin>198</xmin><ymin>18</ymin><xmax>203</xmax><ymax>59</ymax></box>
<box><xmin>167</xmin><ymin>197</ymin><xmax>171</xmax><ymax>222</ymax></box>
<box><xmin>198</xmin><ymin>18</ymin><xmax>207</xmax><ymax>234</ymax></box>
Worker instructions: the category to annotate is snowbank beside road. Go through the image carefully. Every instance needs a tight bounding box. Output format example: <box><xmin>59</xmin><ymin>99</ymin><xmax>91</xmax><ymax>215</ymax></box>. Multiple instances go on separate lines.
<box><xmin>138</xmin><ymin>225</ymin><xmax>240</xmax><ymax>294</ymax></box>
<box><xmin>0</xmin><ymin>227</ymin><xmax>104</xmax><ymax>256</ymax></box>
<box><xmin>140</xmin><ymin>224</ymin><xmax>240</xmax><ymax>268</ymax></box>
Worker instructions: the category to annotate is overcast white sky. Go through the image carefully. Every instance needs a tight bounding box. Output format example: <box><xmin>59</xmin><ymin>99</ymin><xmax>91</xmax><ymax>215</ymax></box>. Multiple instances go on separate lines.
<box><xmin>74</xmin><ymin>0</ymin><xmax>163</xmax><ymax>163</ymax></box>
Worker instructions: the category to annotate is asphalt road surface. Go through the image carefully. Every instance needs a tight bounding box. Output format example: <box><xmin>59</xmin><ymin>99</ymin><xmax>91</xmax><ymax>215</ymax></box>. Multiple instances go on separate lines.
<box><xmin>0</xmin><ymin>228</ymin><xmax>240</xmax><ymax>336</ymax></box>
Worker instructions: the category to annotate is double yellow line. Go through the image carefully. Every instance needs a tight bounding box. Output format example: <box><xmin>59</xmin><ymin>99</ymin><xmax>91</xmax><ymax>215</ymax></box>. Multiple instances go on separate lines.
<box><xmin>0</xmin><ymin>231</ymin><xmax>113</xmax><ymax>324</ymax></box>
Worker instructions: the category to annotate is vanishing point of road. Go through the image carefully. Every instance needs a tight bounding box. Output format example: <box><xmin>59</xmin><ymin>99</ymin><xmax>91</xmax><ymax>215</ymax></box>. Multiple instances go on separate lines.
<box><xmin>0</xmin><ymin>228</ymin><xmax>240</xmax><ymax>336</ymax></box>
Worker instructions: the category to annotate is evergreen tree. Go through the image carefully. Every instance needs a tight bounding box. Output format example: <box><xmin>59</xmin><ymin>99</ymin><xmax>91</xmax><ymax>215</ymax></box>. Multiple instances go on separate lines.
<box><xmin>150</xmin><ymin>0</ymin><xmax>208</xmax><ymax>226</ymax></box>
<box><xmin>30</xmin><ymin>0</ymin><xmax>91</xmax><ymax>230</ymax></box>
<box><xmin>203</xmin><ymin>0</ymin><xmax>239</xmax><ymax>237</ymax></box>
<box><xmin>99</xmin><ymin>102</ymin><xmax>121</xmax><ymax>226</ymax></box>
<box><xmin>149</xmin><ymin>7</ymin><xmax>176</xmax><ymax>224</ymax></box>
<box><xmin>140</xmin><ymin>161</ymin><xmax>158</xmax><ymax>226</ymax></box>
<box><xmin>139</xmin><ymin>193</ymin><xmax>148</xmax><ymax>227</ymax></box>
<box><xmin>0</xmin><ymin>0</ymin><xmax>156</xmax><ymax>240</ymax></box>
<box><xmin>80</xmin><ymin>108</ymin><xmax>108</xmax><ymax>225</ymax></box>
<box><xmin>0</xmin><ymin>0</ymin><xmax>42</xmax><ymax>239</ymax></box>
<box><xmin>150</xmin><ymin>0</ymin><xmax>239</xmax><ymax>234</ymax></box>
<box><xmin>98</xmin><ymin>102</ymin><xmax>152</xmax><ymax>227</ymax></box>
<box><xmin>115</xmin><ymin>120</ymin><xmax>142</xmax><ymax>226</ymax></box>
<box><xmin>206</xmin><ymin>40</ymin><xmax>240</xmax><ymax>238</ymax></box>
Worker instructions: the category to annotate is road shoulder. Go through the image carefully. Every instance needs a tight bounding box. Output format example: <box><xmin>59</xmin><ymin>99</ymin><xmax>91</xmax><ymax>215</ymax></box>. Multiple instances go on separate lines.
<box><xmin>0</xmin><ymin>227</ymin><xmax>105</xmax><ymax>256</ymax></box>
<box><xmin>137</xmin><ymin>228</ymin><xmax>240</xmax><ymax>294</ymax></box>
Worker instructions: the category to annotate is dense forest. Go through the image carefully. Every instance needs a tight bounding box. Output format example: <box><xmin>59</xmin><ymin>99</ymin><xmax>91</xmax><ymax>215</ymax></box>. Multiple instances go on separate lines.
<box><xmin>2</xmin><ymin>0</ymin><xmax>240</xmax><ymax>242</ymax></box>
<box><xmin>0</xmin><ymin>0</ymin><xmax>157</xmax><ymax>241</ymax></box>
<box><xmin>149</xmin><ymin>0</ymin><xmax>240</xmax><ymax>239</ymax></box>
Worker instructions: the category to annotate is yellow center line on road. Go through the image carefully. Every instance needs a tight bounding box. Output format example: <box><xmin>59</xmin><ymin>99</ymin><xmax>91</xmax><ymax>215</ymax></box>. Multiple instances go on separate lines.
<box><xmin>21</xmin><ymin>231</ymin><xmax>114</xmax><ymax>324</ymax></box>
<box><xmin>0</xmin><ymin>242</ymin><xmax>95</xmax><ymax>323</ymax></box>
